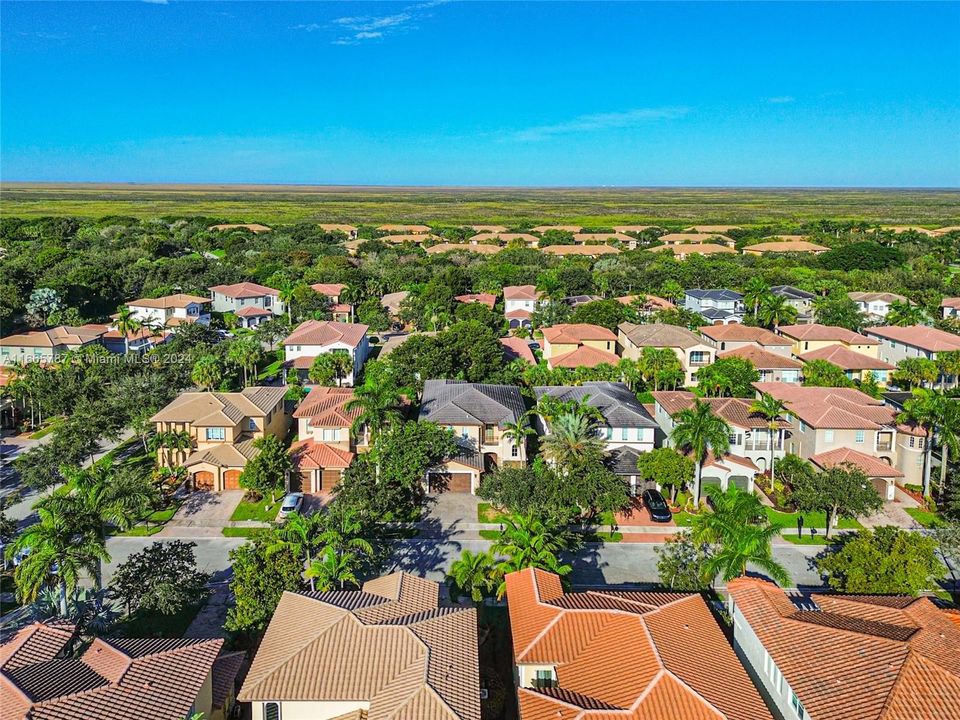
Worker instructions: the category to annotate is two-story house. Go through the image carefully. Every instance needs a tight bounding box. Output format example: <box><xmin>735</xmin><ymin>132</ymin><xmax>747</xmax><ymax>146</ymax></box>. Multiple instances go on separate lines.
<box><xmin>684</xmin><ymin>289</ymin><xmax>745</xmax><ymax>325</ymax></box>
<box><xmin>719</xmin><ymin>345</ymin><xmax>805</xmax><ymax>383</ymax></box>
<box><xmin>311</xmin><ymin>283</ymin><xmax>351</xmax><ymax>322</ymax></box>
<box><xmin>239</xmin><ymin>573</ymin><xmax>480</xmax><ymax>720</ymax></box>
<box><xmin>699</xmin><ymin>324</ymin><xmax>799</xmax><ymax>381</ymax></box>
<box><xmin>753</xmin><ymin>382</ymin><xmax>913</xmax><ymax>498</ymax></box>
<box><xmin>777</xmin><ymin>323</ymin><xmax>880</xmax><ymax>357</ymax></box>
<box><xmin>652</xmin><ymin>390</ymin><xmax>788</xmax><ymax>490</ymax></box>
<box><xmin>728</xmin><ymin>577</ymin><xmax>960</xmax><ymax>720</ymax></box>
<box><xmin>771</xmin><ymin>285</ymin><xmax>816</xmax><ymax>323</ymax></box>
<box><xmin>0</xmin><ymin>324</ymin><xmax>108</xmax><ymax>366</ymax></box>
<box><xmin>618</xmin><ymin>322</ymin><xmax>716</xmax><ymax>386</ymax></box>
<box><xmin>865</xmin><ymin>325</ymin><xmax>960</xmax><ymax>387</ymax></box>
<box><xmin>505</xmin><ymin>568</ymin><xmax>772</xmax><ymax>720</ymax></box>
<box><xmin>535</xmin><ymin>382</ymin><xmax>658</xmax><ymax>495</ymax></box>
<box><xmin>540</xmin><ymin>323</ymin><xmax>619</xmax><ymax>369</ymax></box>
<box><xmin>124</xmin><ymin>293</ymin><xmax>211</xmax><ymax>328</ymax></box>
<box><xmin>503</xmin><ymin>285</ymin><xmax>545</xmax><ymax>329</ymax></box>
<box><xmin>418</xmin><ymin>379</ymin><xmax>527</xmax><ymax>493</ymax></box>
<box><xmin>209</xmin><ymin>282</ymin><xmax>284</xmax><ymax>326</ymax></box>
<box><xmin>282</xmin><ymin>320</ymin><xmax>370</xmax><ymax>386</ymax></box>
<box><xmin>288</xmin><ymin>387</ymin><xmax>367</xmax><ymax>495</ymax></box>
<box><xmin>150</xmin><ymin>386</ymin><xmax>288</xmax><ymax>492</ymax></box>
<box><xmin>797</xmin><ymin>343</ymin><xmax>895</xmax><ymax>385</ymax></box>
<box><xmin>847</xmin><ymin>291</ymin><xmax>906</xmax><ymax>322</ymax></box>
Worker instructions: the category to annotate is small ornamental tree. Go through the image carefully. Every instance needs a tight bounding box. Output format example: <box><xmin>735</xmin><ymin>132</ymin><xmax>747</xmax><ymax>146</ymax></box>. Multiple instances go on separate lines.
<box><xmin>789</xmin><ymin>463</ymin><xmax>884</xmax><ymax>538</ymax></box>
<box><xmin>695</xmin><ymin>357</ymin><xmax>760</xmax><ymax>398</ymax></box>
<box><xmin>225</xmin><ymin>535</ymin><xmax>304</xmax><ymax>634</ymax></box>
<box><xmin>112</xmin><ymin>540</ymin><xmax>210</xmax><ymax>616</ymax></box>
<box><xmin>655</xmin><ymin>534</ymin><xmax>714</xmax><ymax>591</ymax></box>
<box><xmin>635</xmin><ymin>448</ymin><xmax>694</xmax><ymax>503</ymax></box>
<box><xmin>240</xmin><ymin>435</ymin><xmax>292</xmax><ymax>502</ymax></box>
<box><xmin>802</xmin><ymin>359</ymin><xmax>855</xmax><ymax>388</ymax></box>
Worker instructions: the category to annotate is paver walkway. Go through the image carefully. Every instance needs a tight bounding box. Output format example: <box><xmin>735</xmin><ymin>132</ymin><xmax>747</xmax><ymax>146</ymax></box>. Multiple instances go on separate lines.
<box><xmin>860</xmin><ymin>487</ymin><xmax>922</xmax><ymax>530</ymax></box>
<box><xmin>183</xmin><ymin>583</ymin><xmax>232</xmax><ymax>639</ymax></box>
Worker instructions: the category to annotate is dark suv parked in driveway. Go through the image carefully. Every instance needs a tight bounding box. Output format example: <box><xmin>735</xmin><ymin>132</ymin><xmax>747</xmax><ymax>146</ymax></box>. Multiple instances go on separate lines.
<box><xmin>641</xmin><ymin>489</ymin><xmax>673</xmax><ymax>523</ymax></box>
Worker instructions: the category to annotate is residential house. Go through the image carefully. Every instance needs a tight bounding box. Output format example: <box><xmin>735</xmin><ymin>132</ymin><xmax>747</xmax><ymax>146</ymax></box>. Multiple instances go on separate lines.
<box><xmin>776</xmin><ymin>323</ymin><xmax>880</xmax><ymax>357</ymax></box>
<box><xmin>540</xmin><ymin>323</ymin><xmax>618</xmax><ymax>369</ymax></box>
<box><xmin>468</xmin><ymin>232</ymin><xmax>539</xmax><ymax>247</ymax></box>
<box><xmin>613</xmin><ymin>224</ymin><xmax>657</xmax><ymax>233</ymax></box>
<box><xmin>742</xmin><ymin>240</ymin><xmax>829</xmax><ymax>255</ymax></box>
<box><xmin>535</xmin><ymin>382</ymin><xmax>658</xmax><ymax>495</ymax></box>
<box><xmin>530</xmin><ymin>224</ymin><xmax>582</xmax><ymax>233</ymax></box>
<box><xmin>318</xmin><ymin>223</ymin><xmax>357</xmax><ymax>238</ymax></box>
<box><xmin>470</xmin><ymin>224</ymin><xmax>508</xmax><ymax>233</ymax></box>
<box><xmin>238</xmin><ymin>573</ymin><xmax>480</xmax><ymax>720</ymax></box>
<box><xmin>418</xmin><ymin>379</ymin><xmax>527</xmax><ymax>493</ymax></box>
<box><xmin>0</xmin><ymin>622</ymin><xmax>233</xmax><ymax>720</ymax></box>
<box><xmin>618</xmin><ymin>322</ymin><xmax>716</xmax><ymax>386</ymax></box>
<box><xmin>426</xmin><ymin>242</ymin><xmax>501</xmax><ymax>255</ymax></box>
<box><xmin>209</xmin><ymin>282</ymin><xmax>284</xmax><ymax>324</ymax></box>
<box><xmin>847</xmin><ymin>291</ymin><xmax>907</xmax><ymax>322</ymax></box>
<box><xmin>771</xmin><ymin>285</ymin><xmax>816</xmax><ymax>323</ymax></box>
<box><xmin>798</xmin><ymin>344</ymin><xmax>895</xmax><ymax>386</ymax></box>
<box><xmin>454</xmin><ymin>293</ymin><xmax>496</xmax><ymax>310</ymax></box>
<box><xmin>380</xmin><ymin>290</ymin><xmax>409</xmax><ymax>324</ymax></box>
<box><xmin>505</xmin><ymin>568</ymin><xmax>772</xmax><ymax>720</ymax></box>
<box><xmin>752</xmin><ymin>382</ymin><xmax>918</xmax><ymax>492</ymax></box>
<box><xmin>380</xmin><ymin>234</ymin><xmax>441</xmax><ymax>245</ymax></box>
<box><xmin>865</xmin><ymin>325</ymin><xmax>960</xmax><ymax>384</ymax></box>
<box><xmin>698</xmin><ymin>324</ymin><xmax>793</xmax><ymax>356</ymax></box>
<box><xmin>652</xmin><ymin>390</ymin><xmax>788</xmax><ymax>485</ymax></box>
<box><xmin>683</xmin><ymin>224</ymin><xmax>741</xmax><ymax>234</ymax></box>
<box><xmin>616</xmin><ymin>294</ymin><xmax>675</xmax><ymax>315</ymax></box>
<box><xmin>99</xmin><ymin>324</ymin><xmax>170</xmax><ymax>354</ymax></box>
<box><xmin>572</xmin><ymin>231</ymin><xmax>634</xmax><ymax>248</ymax></box>
<box><xmin>123</xmin><ymin>293</ymin><xmax>211</xmax><ymax>328</ymax></box>
<box><xmin>377</xmin><ymin>223</ymin><xmax>431</xmax><ymax>234</ymax></box>
<box><xmin>941</xmin><ymin>297</ymin><xmax>960</xmax><ymax>319</ymax></box>
<box><xmin>561</xmin><ymin>294</ymin><xmax>602</xmax><ymax>308</ymax></box>
<box><xmin>500</xmin><ymin>336</ymin><xmax>537</xmax><ymax>365</ymax></box>
<box><xmin>727</xmin><ymin>577</ymin><xmax>960</xmax><ymax>720</ymax></box>
<box><xmin>151</xmin><ymin>386</ymin><xmax>288</xmax><ymax>491</ymax></box>
<box><xmin>311</xmin><ymin>283</ymin><xmax>347</xmax><ymax>303</ymax></box>
<box><xmin>540</xmin><ymin>244</ymin><xmax>620</xmax><ymax>257</ymax></box>
<box><xmin>719</xmin><ymin>345</ymin><xmax>804</xmax><ymax>383</ymax></box>
<box><xmin>0</xmin><ymin>324</ymin><xmax>108</xmax><ymax>366</ymax></box>
<box><xmin>289</xmin><ymin>387</ymin><xmax>366</xmax><ymax>495</ymax></box>
<box><xmin>684</xmin><ymin>289</ymin><xmax>746</xmax><ymax>324</ymax></box>
<box><xmin>649</xmin><ymin>243</ymin><xmax>737</xmax><ymax>259</ymax></box>
<box><xmin>282</xmin><ymin>320</ymin><xmax>370</xmax><ymax>386</ymax></box>
<box><xmin>503</xmin><ymin>285</ymin><xmax>544</xmax><ymax>329</ymax></box>
<box><xmin>809</xmin><ymin>447</ymin><xmax>903</xmax><ymax>501</ymax></box>
<box><xmin>209</xmin><ymin>223</ymin><xmax>271</xmax><ymax>233</ymax></box>
<box><xmin>659</xmin><ymin>232</ymin><xmax>735</xmax><ymax>246</ymax></box>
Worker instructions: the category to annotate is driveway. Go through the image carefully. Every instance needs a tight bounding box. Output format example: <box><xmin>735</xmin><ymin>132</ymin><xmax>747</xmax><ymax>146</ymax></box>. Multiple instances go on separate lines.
<box><xmin>419</xmin><ymin>492</ymin><xmax>483</xmax><ymax>539</ymax></box>
<box><xmin>157</xmin><ymin>490</ymin><xmax>245</xmax><ymax>538</ymax></box>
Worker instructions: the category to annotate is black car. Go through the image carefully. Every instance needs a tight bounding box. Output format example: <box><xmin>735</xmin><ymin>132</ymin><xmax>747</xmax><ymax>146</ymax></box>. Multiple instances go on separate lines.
<box><xmin>641</xmin><ymin>489</ymin><xmax>673</xmax><ymax>523</ymax></box>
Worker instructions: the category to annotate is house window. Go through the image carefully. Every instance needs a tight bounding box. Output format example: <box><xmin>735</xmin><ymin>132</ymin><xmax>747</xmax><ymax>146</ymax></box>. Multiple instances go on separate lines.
<box><xmin>533</xmin><ymin>669</ymin><xmax>556</xmax><ymax>689</ymax></box>
<box><xmin>763</xmin><ymin>651</ymin><xmax>783</xmax><ymax>694</ymax></box>
<box><xmin>322</xmin><ymin>428</ymin><xmax>339</xmax><ymax>442</ymax></box>
<box><xmin>690</xmin><ymin>351</ymin><xmax>708</xmax><ymax>365</ymax></box>
<box><xmin>264</xmin><ymin>703</ymin><xmax>280</xmax><ymax>720</ymax></box>
<box><xmin>855</xmin><ymin>430</ymin><xmax>865</xmax><ymax>444</ymax></box>
<box><xmin>790</xmin><ymin>691</ymin><xmax>806</xmax><ymax>719</ymax></box>
<box><xmin>248</xmin><ymin>419</ymin><xmax>257</xmax><ymax>431</ymax></box>
<box><xmin>798</xmin><ymin>421</ymin><xmax>806</xmax><ymax>433</ymax></box>
<box><xmin>205</xmin><ymin>427</ymin><xmax>225</xmax><ymax>441</ymax></box>
<box><xmin>264</xmin><ymin>296</ymin><xmax>272</xmax><ymax>308</ymax></box>
<box><xmin>511</xmin><ymin>444</ymin><xmax>519</xmax><ymax>458</ymax></box>
<box><xmin>909</xmin><ymin>437</ymin><xmax>915</xmax><ymax>448</ymax></box>
<box><xmin>621</xmin><ymin>427</ymin><xmax>629</xmax><ymax>441</ymax></box>
<box><xmin>824</xmin><ymin>430</ymin><xmax>834</xmax><ymax>443</ymax></box>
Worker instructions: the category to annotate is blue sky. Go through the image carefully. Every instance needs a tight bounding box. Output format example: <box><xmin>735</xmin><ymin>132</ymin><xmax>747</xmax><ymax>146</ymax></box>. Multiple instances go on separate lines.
<box><xmin>3</xmin><ymin>1</ymin><xmax>959</xmax><ymax>186</ymax></box>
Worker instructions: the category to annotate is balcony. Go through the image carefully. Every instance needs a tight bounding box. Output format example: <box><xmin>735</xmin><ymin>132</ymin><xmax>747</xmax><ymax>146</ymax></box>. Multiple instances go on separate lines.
<box><xmin>876</xmin><ymin>442</ymin><xmax>893</xmax><ymax>453</ymax></box>
<box><xmin>531</xmin><ymin>677</ymin><xmax>558</xmax><ymax>690</ymax></box>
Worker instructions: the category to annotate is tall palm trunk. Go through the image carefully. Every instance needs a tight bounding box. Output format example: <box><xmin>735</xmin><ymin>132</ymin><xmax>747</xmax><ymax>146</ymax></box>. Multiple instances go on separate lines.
<box><xmin>693</xmin><ymin>459</ymin><xmax>703</xmax><ymax>507</ymax></box>
<box><xmin>941</xmin><ymin>443</ymin><xmax>950</xmax><ymax>499</ymax></box>
<box><xmin>923</xmin><ymin>429</ymin><xmax>933</xmax><ymax>497</ymax></box>
<box><xmin>58</xmin><ymin>578</ymin><xmax>68</xmax><ymax>617</ymax></box>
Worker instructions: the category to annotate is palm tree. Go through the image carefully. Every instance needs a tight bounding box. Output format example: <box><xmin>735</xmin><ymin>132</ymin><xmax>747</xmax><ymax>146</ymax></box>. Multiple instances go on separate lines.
<box><xmin>113</xmin><ymin>306</ymin><xmax>143</xmax><ymax>356</ymax></box>
<box><xmin>757</xmin><ymin>294</ymin><xmax>798</xmax><ymax>329</ymax></box>
<box><xmin>749</xmin><ymin>393</ymin><xmax>788</xmax><ymax>481</ymax></box>
<box><xmin>326</xmin><ymin>351</ymin><xmax>353</xmax><ymax>386</ymax></box>
<box><xmin>898</xmin><ymin>388</ymin><xmax>940</xmax><ymax>498</ymax></box>
<box><xmin>305</xmin><ymin>546</ymin><xmax>360</xmax><ymax>591</ymax></box>
<box><xmin>541</xmin><ymin>411</ymin><xmax>605</xmax><ymax>472</ymax></box>
<box><xmin>638</xmin><ymin>347</ymin><xmax>683</xmax><ymax>391</ymax></box>
<box><xmin>227</xmin><ymin>336</ymin><xmax>263</xmax><ymax>386</ymax></box>
<box><xmin>886</xmin><ymin>300</ymin><xmax>926</xmax><ymax>327</ymax></box>
<box><xmin>7</xmin><ymin>505</ymin><xmax>109</xmax><ymax>616</ymax></box>
<box><xmin>344</xmin><ymin>381</ymin><xmax>403</xmax><ymax>443</ymax></box>
<box><xmin>277</xmin><ymin>278</ymin><xmax>297</xmax><ymax>325</ymax></box>
<box><xmin>935</xmin><ymin>397</ymin><xmax>960</xmax><ymax>498</ymax></box>
<box><xmin>742</xmin><ymin>277</ymin><xmax>771</xmax><ymax>318</ymax></box>
<box><xmin>492</xmin><ymin>514</ymin><xmax>571</xmax><ymax>598</ymax></box>
<box><xmin>316</xmin><ymin>506</ymin><xmax>374</xmax><ymax>566</ymax></box>
<box><xmin>936</xmin><ymin>350</ymin><xmax>960</xmax><ymax>391</ymax></box>
<box><xmin>446</xmin><ymin>549</ymin><xmax>497</xmax><ymax>605</ymax></box>
<box><xmin>191</xmin><ymin>355</ymin><xmax>223</xmax><ymax>391</ymax></box>
<box><xmin>501</xmin><ymin>412</ymin><xmax>535</xmax><ymax>459</ymax></box>
<box><xmin>670</xmin><ymin>400</ymin><xmax>731</xmax><ymax>508</ymax></box>
<box><xmin>267</xmin><ymin>511</ymin><xmax>322</xmax><ymax>590</ymax></box>
<box><xmin>692</xmin><ymin>485</ymin><xmax>790</xmax><ymax>586</ymax></box>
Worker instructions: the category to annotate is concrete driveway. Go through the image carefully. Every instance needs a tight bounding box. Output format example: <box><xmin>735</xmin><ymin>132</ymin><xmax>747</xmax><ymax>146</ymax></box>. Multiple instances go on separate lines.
<box><xmin>420</xmin><ymin>492</ymin><xmax>483</xmax><ymax>539</ymax></box>
<box><xmin>157</xmin><ymin>490</ymin><xmax>245</xmax><ymax>538</ymax></box>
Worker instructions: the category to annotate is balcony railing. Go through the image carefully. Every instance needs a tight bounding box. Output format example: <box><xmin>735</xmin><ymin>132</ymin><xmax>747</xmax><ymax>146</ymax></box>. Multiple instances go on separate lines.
<box><xmin>531</xmin><ymin>678</ymin><xmax>558</xmax><ymax>690</ymax></box>
<box><xmin>876</xmin><ymin>442</ymin><xmax>893</xmax><ymax>453</ymax></box>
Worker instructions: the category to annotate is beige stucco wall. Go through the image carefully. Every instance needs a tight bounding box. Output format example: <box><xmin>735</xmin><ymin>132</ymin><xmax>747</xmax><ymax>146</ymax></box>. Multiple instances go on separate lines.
<box><xmin>250</xmin><ymin>700</ymin><xmax>369</xmax><ymax>720</ymax></box>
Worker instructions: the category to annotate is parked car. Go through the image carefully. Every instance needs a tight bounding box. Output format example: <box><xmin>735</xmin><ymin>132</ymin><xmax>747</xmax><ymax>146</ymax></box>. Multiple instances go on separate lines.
<box><xmin>278</xmin><ymin>492</ymin><xmax>304</xmax><ymax>519</ymax></box>
<box><xmin>641</xmin><ymin>489</ymin><xmax>672</xmax><ymax>523</ymax></box>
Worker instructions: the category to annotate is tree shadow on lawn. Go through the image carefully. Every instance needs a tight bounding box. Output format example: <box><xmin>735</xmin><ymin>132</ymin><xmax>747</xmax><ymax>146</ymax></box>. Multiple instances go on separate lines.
<box><xmin>385</xmin><ymin>512</ymin><xmax>464</xmax><ymax>578</ymax></box>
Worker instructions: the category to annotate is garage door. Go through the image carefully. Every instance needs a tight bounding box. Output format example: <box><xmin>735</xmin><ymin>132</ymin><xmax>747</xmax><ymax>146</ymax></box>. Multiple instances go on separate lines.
<box><xmin>194</xmin><ymin>471</ymin><xmax>214</xmax><ymax>490</ymax></box>
<box><xmin>320</xmin><ymin>469</ymin><xmax>342</xmax><ymax>493</ymax></box>
<box><xmin>730</xmin><ymin>475</ymin><xmax>751</xmax><ymax>491</ymax></box>
<box><xmin>429</xmin><ymin>472</ymin><xmax>473</xmax><ymax>494</ymax></box>
<box><xmin>290</xmin><ymin>471</ymin><xmax>311</xmax><ymax>493</ymax></box>
<box><xmin>223</xmin><ymin>470</ymin><xmax>242</xmax><ymax>490</ymax></box>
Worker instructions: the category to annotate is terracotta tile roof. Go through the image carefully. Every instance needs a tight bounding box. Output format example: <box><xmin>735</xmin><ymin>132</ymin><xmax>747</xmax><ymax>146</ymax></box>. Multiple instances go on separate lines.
<box><xmin>683</xmin><ymin>225</ymin><xmax>740</xmax><ymax>233</ymax></box>
<box><xmin>1</xmin><ymin>631</ymin><xmax>222</xmax><ymax>720</ymax></box>
<box><xmin>848</xmin><ymin>291</ymin><xmax>907</xmax><ymax>305</ymax></box>
<box><xmin>211</xmin><ymin>651</ymin><xmax>245</xmax><ymax>709</ymax></box>
<box><xmin>704</xmin><ymin>451</ymin><xmax>759</xmax><ymax>473</ymax></box>
<box><xmin>290</xmin><ymin>439</ymin><xmax>355</xmax><ymax>470</ymax></box>
<box><xmin>234</xmin><ymin>306</ymin><xmax>273</xmax><ymax>317</ymax></box>
<box><xmin>753</xmin><ymin>382</ymin><xmax>896</xmax><ymax>430</ymax></box>
<box><xmin>618</xmin><ymin>322</ymin><xmax>706</xmax><ymax>350</ymax></box>
<box><xmin>542</xmin><ymin>323</ymin><xmax>617</xmax><ymax>344</ymax></box>
<box><xmin>728</xmin><ymin>578</ymin><xmax>960</xmax><ymax>720</ymax></box>
<box><xmin>209</xmin><ymin>281</ymin><xmax>279</xmax><ymax>299</ymax></box>
<box><xmin>616</xmin><ymin>294</ymin><xmax>675</xmax><ymax>310</ymax></box>
<box><xmin>699</xmin><ymin>324</ymin><xmax>790</xmax><ymax>347</ymax></box>
<box><xmin>500</xmin><ymin>337</ymin><xmax>536</xmax><ymax>365</ymax></box>
<box><xmin>319</xmin><ymin>224</ymin><xmax>357</xmax><ymax>234</ymax></box>
<box><xmin>0</xmin><ymin>325</ymin><xmax>108</xmax><ymax>349</ymax></box>
<box><xmin>426</xmin><ymin>243</ymin><xmax>501</xmax><ymax>255</ymax></box>
<box><xmin>209</xmin><ymin>223</ymin><xmax>271</xmax><ymax>233</ymax></box>
<box><xmin>651</xmin><ymin>390</ymin><xmax>789</xmax><ymax>429</ymax></box>
<box><xmin>377</xmin><ymin>224</ymin><xmax>431</xmax><ymax>233</ymax></box>
<box><xmin>505</xmin><ymin>309</ymin><xmax>533</xmax><ymax>320</ymax></box>
<box><xmin>127</xmin><ymin>293</ymin><xmax>210</xmax><ymax>309</ymax></box>
<box><xmin>799</xmin><ymin>344</ymin><xmax>895</xmax><ymax>370</ymax></box>
<box><xmin>719</xmin><ymin>345</ymin><xmax>803</xmax><ymax>369</ymax></box>
<box><xmin>549</xmin><ymin>345</ymin><xmax>620</xmax><ymax>369</ymax></box>
<box><xmin>506</xmin><ymin>569</ymin><xmax>771</xmax><ymax>720</ymax></box>
<box><xmin>531</xmin><ymin>225</ymin><xmax>582</xmax><ymax>233</ymax></box>
<box><xmin>470</xmin><ymin>224</ymin><xmax>508</xmax><ymax>233</ymax></box>
<box><xmin>238</xmin><ymin>574</ymin><xmax>479</xmax><ymax>720</ymax></box>
<box><xmin>572</xmin><ymin>232</ymin><xmax>633</xmax><ymax>244</ymax></box>
<box><xmin>761</xmin><ymin>234</ymin><xmax>809</xmax><ymax>242</ymax></box>
<box><xmin>810</xmin><ymin>447</ymin><xmax>903</xmax><ymax>477</ymax></box>
<box><xmin>151</xmin><ymin>387</ymin><xmax>285</xmax><ymax>425</ymax></box>
<box><xmin>865</xmin><ymin>325</ymin><xmax>960</xmax><ymax>353</ymax></box>
<box><xmin>541</xmin><ymin>244</ymin><xmax>620</xmax><ymax>256</ymax></box>
<box><xmin>650</xmin><ymin>243</ymin><xmax>736</xmax><ymax>256</ymax></box>
<box><xmin>284</xmin><ymin>320</ymin><xmax>368</xmax><ymax>348</ymax></box>
<box><xmin>468</xmin><ymin>232</ymin><xmax>538</xmax><ymax>245</ymax></box>
<box><xmin>0</xmin><ymin>622</ymin><xmax>74</xmax><ymax>672</ymax></box>
<box><xmin>941</xmin><ymin>297</ymin><xmax>960</xmax><ymax>310</ymax></box>
<box><xmin>311</xmin><ymin>283</ymin><xmax>347</xmax><ymax>297</ymax></box>
<box><xmin>454</xmin><ymin>293</ymin><xmax>496</xmax><ymax>309</ymax></box>
<box><xmin>778</xmin><ymin>323</ymin><xmax>878</xmax><ymax>345</ymax></box>
<box><xmin>380</xmin><ymin>291</ymin><xmax>409</xmax><ymax>314</ymax></box>
<box><xmin>503</xmin><ymin>285</ymin><xmax>541</xmax><ymax>301</ymax></box>
<box><xmin>381</xmin><ymin>234</ymin><xmax>440</xmax><ymax>244</ymax></box>
<box><xmin>663</xmin><ymin>232</ymin><xmax>733</xmax><ymax>244</ymax></box>
<box><xmin>293</xmin><ymin>386</ymin><xmax>360</xmax><ymax>425</ymax></box>
<box><xmin>744</xmin><ymin>240</ymin><xmax>829</xmax><ymax>253</ymax></box>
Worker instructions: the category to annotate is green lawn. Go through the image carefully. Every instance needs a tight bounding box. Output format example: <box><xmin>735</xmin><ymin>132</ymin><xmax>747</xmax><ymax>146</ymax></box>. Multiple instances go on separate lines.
<box><xmin>781</xmin><ymin>533</ymin><xmax>835</xmax><ymax>545</ymax></box>
<box><xmin>479</xmin><ymin>529</ymin><xmax>501</xmax><ymax>541</ymax></box>
<box><xmin>222</xmin><ymin>527</ymin><xmax>261</xmax><ymax>537</ymax></box>
<box><xmin>765</xmin><ymin>507</ymin><xmax>863</xmax><ymax>530</ymax></box>
<box><xmin>111</xmin><ymin>602</ymin><xmax>204</xmax><ymax>638</ymax></box>
<box><xmin>116</xmin><ymin>524</ymin><xmax>164</xmax><ymax>537</ymax></box>
<box><xmin>672</xmin><ymin>512</ymin><xmax>696</xmax><ymax>527</ymax></box>
<box><xmin>257</xmin><ymin>354</ymin><xmax>284</xmax><ymax>380</ymax></box>
<box><xmin>477</xmin><ymin>503</ymin><xmax>508</xmax><ymax>523</ymax></box>
<box><xmin>582</xmin><ymin>531</ymin><xmax>623</xmax><ymax>543</ymax></box>
<box><xmin>905</xmin><ymin>507</ymin><xmax>945</xmax><ymax>528</ymax></box>
<box><xmin>230</xmin><ymin>496</ymin><xmax>281</xmax><ymax>522</ymax></box>
<box><xmin>29</xmin><ymin>417</ymin><xmax>64</xmax><ymax>439</ymax></box>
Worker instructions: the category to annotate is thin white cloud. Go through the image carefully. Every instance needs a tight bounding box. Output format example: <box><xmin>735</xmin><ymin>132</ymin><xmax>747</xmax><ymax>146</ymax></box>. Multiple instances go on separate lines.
<box><xmin>767</xmin><ymin>96</ymin><xmax>796</xmax><ymax>104</ymax></box>
<box><xmin>290</xmin><ymin>0</ymin><xmax>449</xmax><ymax>45</ymax></box>
<box><xmin>510</xmin><ymin>107</ymin><xmax>690</xmax><ymax>142</ymax></box>
<box><xmin>17</xmin><ymin>31</ymin><xmax>69</xmax><ymax>40</ymax></box>
<box><xmin>290</xmin><ymin>23</ymin><xmax>323</xmax><ymax>32</ymax></box>
<box><xmin>142</xmin><ymin>0</ymin><xmax>169</xmax><ymax>5</ymax></box>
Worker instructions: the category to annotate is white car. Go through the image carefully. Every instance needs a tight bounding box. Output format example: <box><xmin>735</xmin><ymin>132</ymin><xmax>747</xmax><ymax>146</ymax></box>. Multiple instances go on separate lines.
<box><xmin>278</xmin><ymin>492</ymin><xmax>304</xmax><ymax>519</ymax></box>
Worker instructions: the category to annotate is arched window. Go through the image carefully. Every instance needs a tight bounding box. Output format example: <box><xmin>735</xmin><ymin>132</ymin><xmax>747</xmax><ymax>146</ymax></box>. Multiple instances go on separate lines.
<box><xmin>264</xmin><ymin>703</ymin><xmax>280</xmax><ymax>720</ymax></box>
